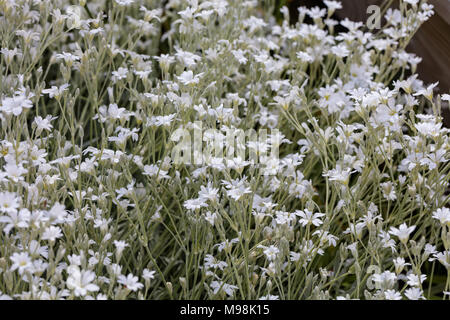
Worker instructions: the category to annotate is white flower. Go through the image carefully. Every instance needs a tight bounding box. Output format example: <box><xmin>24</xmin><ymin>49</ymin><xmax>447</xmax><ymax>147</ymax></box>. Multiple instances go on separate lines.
<box><xmin>393</xmin><ymin>257</ymin><xmax>410</xmax><ymax>274</ymax></box>
<box><xmin>0</xmin><ymin>192</ymin><xmax>20</xmax><ymax>214</ymax></box>
<box><xmin>404</xmin><ymin>287</ymin><xmax>425</xmax><ymax>300</ymax></box>
<box><xmin>3</xmin><ymin>163</ymin><xmax>27</xmax><ymax>182</ymax></box>
<box><xmin>258</xmin><ymin>245</ymin><xmax>280</xmax><ymax>261</ymax></box>
<box><xmin>177</xmin><ymin>70</ymin><xmax>203</xmax><ymax>86</ymax></box>
<box><xmin>384</xmin><ymin>290</ymin><xmax>402</xmax><ymax>300</ymax></box>
<box><xmin>323</xmin><ymin>165</ymin><xmax>355</xmax><ymax>185</ymax></box>
<box><xmin>42</xmin><ymin>226</ymin><xmax>63</xmax><ymax>242</ymax></box>
<box><xmin>109</xmin><ymin>263</ymin><xmax>122</xmax><ymax>276</ymax></box>
<box><xmin>198</xmin><ymin>183</ymin><xmax>219</xmax><ymax>203</ymax></box>
<box><xmin>154</xmin><ymin>54</ymin><xmax>175</xmax><ymax>71</ymax></box>
<box><xmin>10</xmin><ymin>252</ymin><xmax>33</xmax><ymax>275</ymax></box>
<box><xmin>0</xmin><ymin>94</ymin><xmax>33</xmax><ymax>116</ymax></box>
<box><xmin>117</xmin><ymin>273</ymin><xmax>144</xmax><ymax>291</ymax></box>
<box><xmin>142</xmin><ymin>164</ymin><xmax>170</xmax><ymax>179</ymax></box>
<box><xmin>54</xmin><ymin>52</ymin><xmax>80</xmax><ymax>65</ymax></box>
<box><xmin>307</xmin><ymin>7</ymin><xmax>326</xmax><ymax>19</ymax></box>
<box><xmin>34</xmin><ymin>115</ymin><xmax>57</xmax><ymax>133</ymax></box>
<box><xmin>140</xmin><ymin>7</ymin><xmax>162</xmax><ymax>22</ymax></box>
<box><xmin>414</xmin><ymin>82</ymin><xmax>438</xmax><ymax>100</ymax></box>
<box><xmin>42</xmin><ymin>84</ymin><xmax>69</xmax><ymax>99</ymax></box>
<box><xmin>232</xmin><ymin>49</ymin><xmax>248</xmax><ymax>64</ymax></box>
<box><xmin>142</xmin><ymin>269</ymin><xmax>156</xmax><ymax>281</ymax></box>
<box><xmin>296</xmin><ymin>209</ymin><xmax>325</xmax><ymax>227</ymax></box>
<box><xmin>332</xmin><ymin>44</ymin><xmax>349</xmax><ymax>58</ymax></box>
<box><xmin>372</xmin><ymin>271</ymin><xmax>397</xmax><ymax>290</ymax></box>
<box><xmin>343</xmin><ymin>222</ymin><xmax>366</xmax><ymax>239</ymax></box>
<box><xmin>111</xmin><ymin>67</ymin><xmax>129</xmax><ymax>82</ymax></box>
<box><xmin>66</xmin><ymin>265</ymin><xmax>99</xmax><ymax>297</ymax></box>
<box><xmin>432</xmin><ymin>208</ymin><xmax>450</xmax><ymax>227</ymax></box>
<box><xmin>147</xmin><ymin>114</ymin><xmax>176</xmax><ymax>127</ymax></box>
<box><xmin>406</xmin><ymin>273</ymin><xmax>426</xmax><ymax>287</ymax></box>
<box><xmin>380</xmin><ymin>181</ymin><xmax>397</xmax><ymax>201</ymax></box>
<box><xmin>47</xmin><ymin>202</ymin><xmax>67</xmax><ymax>224</ymax></box>
<box><xmin>94</xmin><ymin>104</ymin><xmax>132</xmax><ymax>123</ymax></box>
<box><xmin>175</xmin><ymin>49</ymin><xmax>201</xmax><ymax>68</ymax></box>
<box><xmin>415</xmin><ymin>121</ymin><xmax>442</xmax><ymax>138</ymax></box>
<box><xmin>210</xmin><ymin>281</ymin><xmax>238</xmax><ymax>297</ymax></box>
<box><xmin>296</xmin><ymin>51</ymin><xmax>313</xmax><ymax>63</ymax></box>
<box><xmin>183</xmin><ymin>198</ymin><xmax>208</xmax><ymax>211</ymax></box>
<box><xmin>204</xmin><ymin>254</ymin><xmax>228</xmax><ymax>270</ymax></box>
<box><xmin>430</xmin><ymin>251</ymin><xmax>450</xmax><ymax>269</ymax></box>
<box><xmin>324</xmin><ymin>0</ymin><xmax>343</xmax><ymax>11</ymax></box>
<box><xmin>214</xmin><ymin>238</ymin><xmax>239</xmax><ymax>253</ymax></box>
<box><xmin>1</xmin><ymin>48</ymin><xmax>22</xmax><ymax>63</ymax></box>
<box><xmin>389</xmin><ymin>223</ymin><xmax>415</xmax><ymax>244</ymax></box>
<box><xmin>113</xmin><ymin>240</ymin><xmax>128</xmax><ymax>254</ymax></box>
<box><xmin>204</xmin><ymin>211</ymin><xmax>217</xmax><ymax>226</ymax></box>
<box><xmin>424</xmin><ymin>244</ymin><xmax>437</xmax><ymax>258</ymax></box>
<box><xmin>221</xmin><ymin>177</ymin><xmax>252</xmax><ymax>201</ymax></box>
<box><xmin>0</xmin><ymin>208</ymin><xmax>30</xmax><ymax>234</ymax></box>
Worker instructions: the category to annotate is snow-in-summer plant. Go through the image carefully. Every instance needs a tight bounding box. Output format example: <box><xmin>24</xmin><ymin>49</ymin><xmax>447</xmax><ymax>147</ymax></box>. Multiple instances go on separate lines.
<box><xmin>0</xmin><ymin>0</ymin><xmax>449</xmax><ymax>300</ymax></box>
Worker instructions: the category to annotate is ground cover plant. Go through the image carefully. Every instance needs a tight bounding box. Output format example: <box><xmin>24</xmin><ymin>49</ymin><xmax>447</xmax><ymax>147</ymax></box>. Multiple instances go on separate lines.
<box><xmin>0</xmin><ymin>0</ymin><xmax>449</xmax><ymax>300</ymax></box>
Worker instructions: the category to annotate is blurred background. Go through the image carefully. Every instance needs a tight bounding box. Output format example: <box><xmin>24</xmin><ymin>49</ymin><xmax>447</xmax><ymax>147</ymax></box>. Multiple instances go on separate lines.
<box><xmin>276</xmin><ymin>0</ymin><xmax>450</xmax><ymax>125</ymax></box>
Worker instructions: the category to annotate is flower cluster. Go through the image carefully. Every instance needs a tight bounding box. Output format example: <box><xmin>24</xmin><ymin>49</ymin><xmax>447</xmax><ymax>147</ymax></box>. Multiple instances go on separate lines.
<box><xmin>0</xmin><ymin>0</ymin><xmax>449</xmax><ymax>300</ymax></box>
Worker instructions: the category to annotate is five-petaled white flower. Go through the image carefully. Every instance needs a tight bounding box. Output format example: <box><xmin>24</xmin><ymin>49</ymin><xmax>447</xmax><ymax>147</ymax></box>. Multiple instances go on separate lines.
<box><xmin>389</xmin><ymin>223</ymin><xmax>416</xmax><ymax>244</ymax></box>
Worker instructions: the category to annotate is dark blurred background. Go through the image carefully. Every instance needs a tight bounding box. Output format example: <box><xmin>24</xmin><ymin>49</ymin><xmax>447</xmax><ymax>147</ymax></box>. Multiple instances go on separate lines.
<box><xmin>278</xmin><ymin>0</ymin><xmax>450</xmax><ymax>126</ymax></box>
